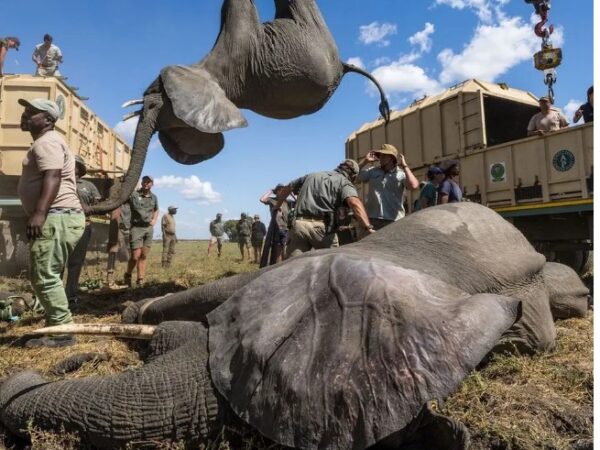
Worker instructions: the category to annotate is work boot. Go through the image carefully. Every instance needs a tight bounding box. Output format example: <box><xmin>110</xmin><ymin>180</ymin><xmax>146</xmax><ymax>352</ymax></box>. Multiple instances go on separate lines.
<box><xmin>25</xmin><ymin>335</ymin><xmax>76</xmax><ymax>349</ymax></box>
<box><xmin>136</xmin><ymin>278</ymin><xmax>145</xmax><ymax>287</ymax></box>
<box><xmin>123</xmin><ymin>273</ymin><xmax>132</xmax><ymax>288</ymax></box>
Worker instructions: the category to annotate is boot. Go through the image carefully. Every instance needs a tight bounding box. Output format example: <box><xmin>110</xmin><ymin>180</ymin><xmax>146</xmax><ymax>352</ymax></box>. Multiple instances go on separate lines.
<box><xmin>106</xmin><ymin>270</ymin><xmax>116</xmax><ymax>287</ymax></box>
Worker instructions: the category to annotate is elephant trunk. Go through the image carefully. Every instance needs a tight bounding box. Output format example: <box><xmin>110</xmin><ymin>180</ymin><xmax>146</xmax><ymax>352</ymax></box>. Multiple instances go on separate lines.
<box><xmin>0</xmin><ymin>323</ymin><xmax>222</xmax><ymax>448</ymax></box>
<box><xmin>90</xmin><ymin>91</ymin><xmax>163</xmax><ymax>215</ymax></box>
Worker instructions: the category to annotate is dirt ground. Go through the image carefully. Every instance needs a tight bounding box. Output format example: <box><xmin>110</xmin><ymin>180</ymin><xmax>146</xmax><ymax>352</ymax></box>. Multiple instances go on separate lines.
<box><xmin>0</xmin><ymin>241</ymin><xmax>593</xmax><ymax>449</ymax></box>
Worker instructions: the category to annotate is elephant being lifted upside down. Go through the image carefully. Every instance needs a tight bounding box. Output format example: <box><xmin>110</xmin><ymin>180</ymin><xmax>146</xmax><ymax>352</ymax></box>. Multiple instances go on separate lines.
<box><xmin>90</xmin><ymin>0</ymin><xmax>391</xmax><ymax>215</ymax></box>
<box><xmin>0</xmin><ymin>203</ymin><xmax>590</xmax><ymax>449</ymax></box>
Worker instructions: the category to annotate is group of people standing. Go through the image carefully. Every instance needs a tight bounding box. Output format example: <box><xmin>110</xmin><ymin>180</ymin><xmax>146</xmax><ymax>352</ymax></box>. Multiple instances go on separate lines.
<box><xmin>1</xmin><ymin>34</ymin><xmax>63</xmax><ymax>77</ymax></box>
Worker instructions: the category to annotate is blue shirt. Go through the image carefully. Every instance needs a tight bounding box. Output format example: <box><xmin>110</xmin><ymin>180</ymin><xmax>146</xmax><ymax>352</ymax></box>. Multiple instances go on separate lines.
<box><xmin>357</xmin><ymin>166</ymin><xmax>407</xmax><ymax>221</ymax></box>
<box><xmin>439</xmin><ymin>178</ymin><xmax>463</xmax><ymax>203</ymax></box>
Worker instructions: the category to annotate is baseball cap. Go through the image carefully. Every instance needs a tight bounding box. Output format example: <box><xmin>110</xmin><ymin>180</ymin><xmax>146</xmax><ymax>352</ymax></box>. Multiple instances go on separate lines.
<box><xmin>374</xmin><ymin>143</ymin><xmax>398</xmax><ymax>159</ymax></box>
<box><xmin>7</xmin><ymin>36</ymin><xmax>20</xmax><ymax>50</ymax></box>
<box><xmin>142</xmin><ymin>175</ymin><xmax>154</xmax><ymax>182</ymax></box>
<box><xmin>338</xmin><ymin>158</ymin><xmax>360</xmax><ymax>176</ymax></box>
<box><xmin>273</xmin><ymin>183</ymin><xmax>286</xmax><ymax>192</ymax></box>
<box><xmin>426</xmin><ymin>165</ymin><xmax>444</xmax><ymax>179</ymax></box>
<box><xmin>538</xmin><ymin>96</ymin><xmax>550</xmax><ymax>103</ymax></box>
<box><xmin>216</xmin><ymin>213</ymin><xmax>222</xmax><ymax>218</ymax></box>
<box><xmin>168</xmin><ymin>205</ymin><xmax>178</xmax><ymax>211</ymax></box>
<box><xmin>18</xmin><ymin>98</ymin><xmax>63</xmax><ymax>121</ymax></box>
<box><xmin>73</xmin><ymin>154</ymin><xmax>87</xmax><ymax>176</ymax></box>
<box><xmin>254</xmin><ymin>214</ymin><xmax>260</xmax><ymax>219</ymax></box>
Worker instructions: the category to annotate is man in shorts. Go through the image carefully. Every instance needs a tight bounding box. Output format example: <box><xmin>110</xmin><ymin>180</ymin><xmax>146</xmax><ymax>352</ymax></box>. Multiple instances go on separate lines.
<box><xmin>124</xmin><ymin>175</ymin><xmax>158</xmax><ymax>287</ymax></box>
<box><xmin>208</xmin><ymin>213</ymin><xmax>225</xmax><ymax>257</ymax></box>
<box><xmin>236</xmin><ymin>213</ymin><xmax>252</xmax><ymax>261</ymax></box>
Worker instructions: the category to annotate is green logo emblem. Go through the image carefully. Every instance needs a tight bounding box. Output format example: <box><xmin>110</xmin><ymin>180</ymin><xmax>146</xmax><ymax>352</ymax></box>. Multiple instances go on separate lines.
<box><xmin>552</xmin><ymin>149</ymin><xmax>575</xmax><ymax>172</ymax></box>
<box><xmin>490</xmin><ymin>162</ymin><xmax>506</xmax><ymax>182</ymax></box>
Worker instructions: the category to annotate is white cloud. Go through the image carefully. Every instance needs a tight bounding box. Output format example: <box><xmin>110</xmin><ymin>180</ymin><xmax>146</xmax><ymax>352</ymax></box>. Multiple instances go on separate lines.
<box><xmin>154</xmin><ymin>175</ymin><xmax>222</xmax><ymax>205</ymax></box>
<box><xmin>437</xmin><ymin>17</ymin><xmax>549</xmax><ymax>85</ymax></box>
<box><xmin>371</xmin><ymin>63</ymin><xmax>442</xmax><ymax>98</ymax></box>
<box><xmin>346</xmin><ymin>57</ymin><xmax>365</xmax><ymax>69</ymax></box>
<box><xmin>409</xmin><ymin>22</ymin><xmax>435</xmax><ymax>53</ymax></box>
<box><xmin>563</xmin><ymin>100</ymin><xmax>581</xmax><ymax>123</ymax></box>
<box><xmin>372</xmin><ymin>56</ymin><xmax>392</xmax><ymax>67</ymax></box>
<box><xmin>114</xmin><ymin>117</ymin><xmax>138</xmax><ymax>143</ymax></box>
<box><xmin>434</xmin><ymin>0</ymin><xmax>507</xmax><ymax>24</ymax></box>
<box><xmin>359</xmin><ymin>22</ymin><xmax>397</xmax><ymax>47</ymax></box>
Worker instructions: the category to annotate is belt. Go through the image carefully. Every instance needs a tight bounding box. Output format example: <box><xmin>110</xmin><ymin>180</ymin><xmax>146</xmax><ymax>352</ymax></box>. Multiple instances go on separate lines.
<box><xmin>132</xmin><ymin>222</ymin><xmax>152</xmax><ymax>227</ymax></box>
<box><xmin>47</xmin><ymin>207</ymin><xmax>83</xmax><ymax>214</ymax></box>
<box><xmin>296</xmin><ymin>215</ymin><xmax>325</xmax><ymax>222</ymax></box>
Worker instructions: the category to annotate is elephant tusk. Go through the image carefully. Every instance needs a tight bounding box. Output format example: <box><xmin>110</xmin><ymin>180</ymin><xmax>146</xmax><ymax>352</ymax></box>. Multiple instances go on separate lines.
<box><xmin>31</xmin><ymin>323</ymin><xmax>156</xmax><ymax>339</ymax></box>
<box><xmin>122</xmin><ymin>110</ymin><xmax>142</xmax><ymax>121</ymax></box>
<box><xmin>121</xmin><ymin>98</ymin><xmax>144</xmax><ymax>108</ymax></box>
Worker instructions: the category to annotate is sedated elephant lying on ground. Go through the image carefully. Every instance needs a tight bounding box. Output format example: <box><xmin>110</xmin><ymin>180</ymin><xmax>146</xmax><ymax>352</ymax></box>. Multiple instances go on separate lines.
<box><xmin>90</xmin><ymin>0</ymin><xmax>390</xmax><ymax>215</ymax></box>
<box><xmin>0</xmin><ymin>203</ymin><xmax>589</xmax><ymax>449</ymax></box>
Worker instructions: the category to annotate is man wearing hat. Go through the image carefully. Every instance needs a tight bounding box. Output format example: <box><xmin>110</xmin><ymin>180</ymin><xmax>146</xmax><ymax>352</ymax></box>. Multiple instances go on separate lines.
<box><xmin>161</xmin><ymin>206</ymin><xmax>178</xmax><ymax>268</ymax></box>
<box><xmin>527</xmin><ymin>96</ymin><xmax>569</xmax><ymax>136</ymax></box>
<box><xmin>0</xmin><ymin>36</ymin><xmax>20</xmax><ymax>77</ymax></box>
<box><xmin>17</xmin><ymin>97</ymin><xmax>84</xmax><ymax>347</ymax></box>
<box><xmin>236</xmin><ymin>213</ymin><xmax>252</xmax><ymax>261</ymax></box>
<box><xmin>124</xmin><ymin>175</ymin><xmax>159</xmax><ymax>287</ymax></box>
<box><xmin>208</xmin><ymin>213</ymin><xmax>225</xmax><ymax>257</ymax></box>
<box><xmin>415</xmin><ymin>165</ymin><xmax>445</xmax><ymax>210</ymax></box>
<box><xmin>357</xmin><ymin>143</ymin><xmax>419</xmax><ymax>230</ymax></box>
<box><xmin>65</xmin><ymin>155</ymin><xmax>101</xmax><ymax>304</ymax></box>
<box><xmin>275</xmin><ymin>159</ymin><xmax>374</xmax><ymax>257</ymax></box>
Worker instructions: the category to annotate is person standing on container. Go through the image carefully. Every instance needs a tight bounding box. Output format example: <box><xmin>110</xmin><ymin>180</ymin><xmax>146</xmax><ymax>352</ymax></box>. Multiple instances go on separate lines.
<box><xmin>65</xmin><ymin>155</ymin><xmax>101</xmax><ymax>305</ymax></box>
<box><xmin>17</xmin><ymin>97</ymin><xmax>84</xmax><ymax>347</ymax></box>
<box><xmin>32</xmin><ymin>34</ymin><xmax>63</xmax><ymax>77</ymax></box>
<box><xmin>438</xmin><ymin>161</ymin><xmax>463</xmax><ymax>204</ymax></box>
<box><xmin>0</xmin><ymin>36</ymin><xmax>20</xmax><ymax>76</ymax></box>
<box><xmin>124</xmin><ymin>175</ymin><xmax>158</xmax><ymax>287</ymax></box>
<box><xmin>161</xmin><ymin>206</ymin><xmax>178</xmax><ymax>268</ymax></box>
<box><xmin>527</xmin><ymin>96</ymin><xmax>568</xmax><ymax>136</ymax></box>
<box><xmin>356</xmin><ymin>144</ymin><xmax>419</xmax><ymax>230</ymax></box>
<box><xmin>573</xmin><ymin>86</ymin><xmax>593</xmax><ymax>124</ymax></box>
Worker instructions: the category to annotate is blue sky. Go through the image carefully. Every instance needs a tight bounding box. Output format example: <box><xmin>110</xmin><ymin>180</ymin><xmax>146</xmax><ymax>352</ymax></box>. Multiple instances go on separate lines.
<box><xmin>1</xmin><ymin>0</ymin><xmax>595</xmax><ymax>239</ymax></box>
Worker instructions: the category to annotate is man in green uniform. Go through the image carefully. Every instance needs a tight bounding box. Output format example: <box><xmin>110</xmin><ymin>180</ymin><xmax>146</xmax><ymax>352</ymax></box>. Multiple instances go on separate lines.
<box><xmin>17</xmin><ymin>97</ymin><xmax>84</xmax><ymax>347</ymax></box>
<box><xmin>161</xmin><ymin>206</ymin><xmax>178</xmax><ymax>267</ymax></box>
<box><xmin>65</xmin><ymin>155</ymin><xmax>101</xmax><ymax>304</ymax></box>
<box><xmin>275</xmin><ymin>159</ymin><xmax>375</xmax><ymax>258</ymax></box>
<box><xmin>0</xmin><ymin>36</ymin><xmax>20</xmax><ymax>76</ymax></box>
<box><xmin>208</xmin><ymin>213</ymin><xmax>225</xmax><ymax>257</ymax></box>
<box><xmin>236</xmin><ymin>213</ymin><xmax>252</xmax><ymax>261</ymax></box>
<box><xmin>124</xmin><ymin>175</ymin><xmax>158</xmax><ymax>287</ymax></box>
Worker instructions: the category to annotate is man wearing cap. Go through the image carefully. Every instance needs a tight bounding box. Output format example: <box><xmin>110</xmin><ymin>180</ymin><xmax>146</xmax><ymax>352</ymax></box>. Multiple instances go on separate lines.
<box><xmin>124</xmin><ymin>175</ymin><xmax>158</xmax><ymax>287</ymax></box>
<box><xmin>161</xmin><ymin>206</ymin><xmax>178</xmax><ymax>268</ymax></box>
<box><xmin>415</xmin><ymin>165</ymin><xmax>445</xmax><ymax>210</ymax></box>
<box><xmin>259</xmin><ymin>184</ymin><xmax>291</xmax><ymax>264</ymax></box>
<box><xmin>32</xmin><ymin>34</ymin><xmax>64</xmax><ymax>77</ymax></box>
<box><xmin>17</xmin><ymin>97</ymin><xmax>84</xmax><ymax>347</ymax></box>
<box><xmin>357</xmin><ymin>143</ymin><xmax>419</xmax><ymax>230</ymax></box>
<box><xmin>0</xmin><ymin>36</ymin><xmax>20</xmax><ymax>77</ymax></box>
<box><xmin>275</xmin><ymin>159</ymin><xmax>374</xmax><ymax>257</ymax></box>
<box><xmin>236</xmin><ymin>213</ymin><xmax>252</xmax><ymax>261</ymax></box>
<box><xmin>208</xmin><ymin>213</ymin><xmax>225</xmax><ymax>257</ymax></box>
<box><xmin>65</xmin><ymin>155</ymin><xmax>101</xmax><ymax>304</ymax></box>
<box><xmin>527</xmin><ymin>96</ymin><xmax>569</xmax><ymax>136</ymax></box>
<box><xmin>250</xmin><ymin>214</ymin><xmax>267</xmax><ymax>263</ymax></box>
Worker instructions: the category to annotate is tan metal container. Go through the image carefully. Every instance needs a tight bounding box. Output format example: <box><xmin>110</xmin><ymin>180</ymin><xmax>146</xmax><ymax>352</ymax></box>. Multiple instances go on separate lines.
<box><xmin>0</xmin><ymin>74</ymin><xmax>131</xmax><ymax>177</ymax></box>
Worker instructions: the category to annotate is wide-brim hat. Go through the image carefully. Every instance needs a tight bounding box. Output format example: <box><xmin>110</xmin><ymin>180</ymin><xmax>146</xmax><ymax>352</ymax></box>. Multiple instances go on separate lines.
<box><xmin>374</xmin><ymin>143</ymin><xmax>398</xmax><ymax>160</ymax></box>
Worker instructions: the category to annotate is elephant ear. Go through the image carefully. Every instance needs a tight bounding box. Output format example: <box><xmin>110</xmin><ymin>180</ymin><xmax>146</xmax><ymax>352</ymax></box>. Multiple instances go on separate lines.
<box><xmin>207</xmin><ymin>253</ymin><xmax>520</xmax><ymax>450</ymax></box>
<box><xmin>160</xmin><ymin>64</ymin><xmax>248</xmax><ymax>133</ymax></box>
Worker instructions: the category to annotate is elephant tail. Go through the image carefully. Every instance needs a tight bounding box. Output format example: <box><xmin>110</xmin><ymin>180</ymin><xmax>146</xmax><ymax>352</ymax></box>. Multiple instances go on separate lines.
<box><xmin>343</xmin><ymin>63</ymin><xmax>391</xmax><ymax>123</ymax></box>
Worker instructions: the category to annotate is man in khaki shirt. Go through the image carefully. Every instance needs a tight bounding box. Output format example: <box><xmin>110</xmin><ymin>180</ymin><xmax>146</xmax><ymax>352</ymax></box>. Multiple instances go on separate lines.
<box><xmin>527</xmin><ymin>96</ymin><xmax>569</xmax><ymax>136</ymax></box>
<box><xmin>17</xmin><ymin>97</ymin><xmax>84</xmax><ymax>347</ymax></box>
<box><xmin>161</xmin><ymin>206</ymin><xmax>177</xmax><ymax>267</ymax></box>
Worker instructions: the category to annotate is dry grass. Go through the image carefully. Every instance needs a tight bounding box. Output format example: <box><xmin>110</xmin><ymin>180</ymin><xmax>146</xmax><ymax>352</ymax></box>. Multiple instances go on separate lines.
<box><xmin>0</xmin><ymin>241</ymin><xmax>593</xmax><ymax>449</ymax></box>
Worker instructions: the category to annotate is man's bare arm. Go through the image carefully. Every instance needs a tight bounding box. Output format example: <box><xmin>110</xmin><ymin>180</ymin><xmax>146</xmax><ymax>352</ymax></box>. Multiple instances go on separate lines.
<box><xmin>28</xmin><ymin>169</ymin><xmax>61</xmax><ymax>239</ymax></box>
<box><xmin>346</xmin><ymin>196</ymin><xmax>374</xmax><ymax>234</ymax></box>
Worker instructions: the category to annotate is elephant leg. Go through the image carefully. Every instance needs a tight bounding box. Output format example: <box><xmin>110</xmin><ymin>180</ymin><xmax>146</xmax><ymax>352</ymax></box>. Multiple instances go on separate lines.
<box><xmin>122</xmin><ymin>269</ymin><xmax>265</xmax><ymax>324</ymax></box>
<box><xmin>0</xmin><ymin>322</ymin><xmax>224</xmax><ymax>449</ymax></box>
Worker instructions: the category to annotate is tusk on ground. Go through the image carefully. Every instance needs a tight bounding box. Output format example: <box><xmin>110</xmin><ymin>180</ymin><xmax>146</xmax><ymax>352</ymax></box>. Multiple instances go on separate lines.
<box><xmin>31</xmin><ymin>324</ymin><xmax>156</xmax><ymax>339</ymax></box>
<box><xmin>121</xmin><ymin>98</ymin><xmax>144</xmax><ymax>108</ymax></box>
<box><xmin>122</xmin><ymin>110</ymin><xmax>142</xmax><ymax>121</ymax></box>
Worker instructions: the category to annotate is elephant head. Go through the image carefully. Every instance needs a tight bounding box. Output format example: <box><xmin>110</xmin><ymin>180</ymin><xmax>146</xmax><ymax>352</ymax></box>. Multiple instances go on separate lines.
<box><xmin>90</xmin><ymin>0</ymin><xmax>391</xmax><ymax>214</ymax></box>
